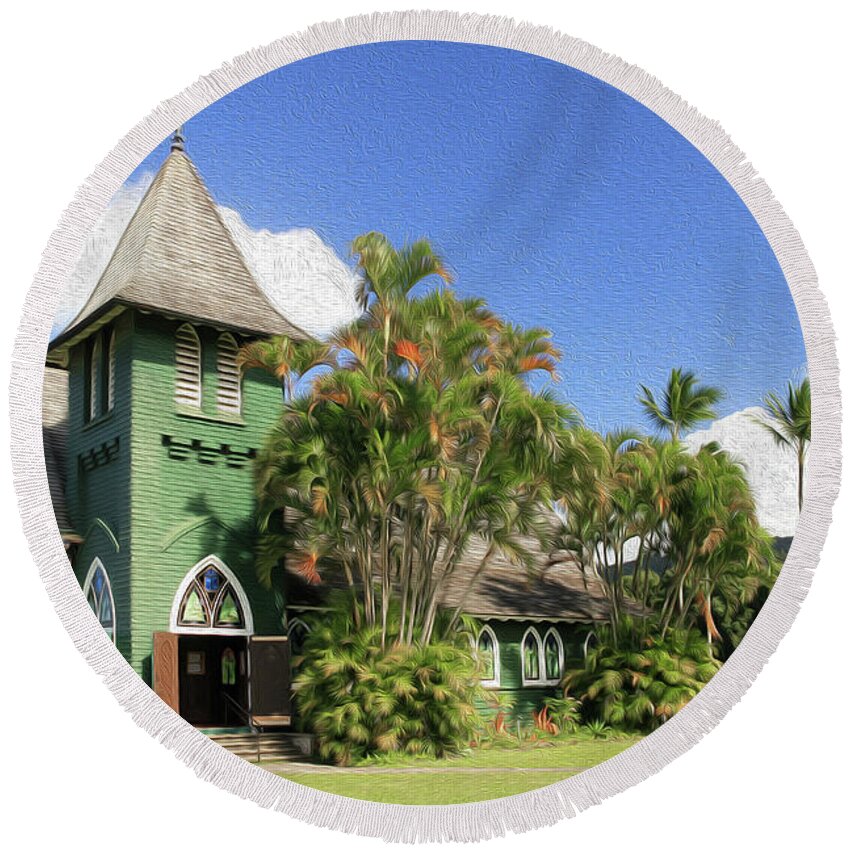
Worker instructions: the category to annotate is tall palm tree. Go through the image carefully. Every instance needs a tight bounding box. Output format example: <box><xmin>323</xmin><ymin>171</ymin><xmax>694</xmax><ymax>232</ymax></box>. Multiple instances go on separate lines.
<box><xmin>249</xmin><ymin>232</ymin><xmax>579</xmax><ymax>649</ymax></box>
<box><xmin>638</xmin><ymin>368</ymin><xmax>724</xmax><ymax>442</ymax></box>
<box><xmin>750</xmin><ymin>377</ymin><xmax>810</xmax><ymax>512</ymax></box>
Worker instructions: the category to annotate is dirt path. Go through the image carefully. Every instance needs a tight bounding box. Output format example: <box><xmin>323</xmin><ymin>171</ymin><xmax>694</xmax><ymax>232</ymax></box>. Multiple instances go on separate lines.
<box><xmin>259</xmin><ymin>762</ymin><xmax>583</xmax><ymax>775</ymax></box>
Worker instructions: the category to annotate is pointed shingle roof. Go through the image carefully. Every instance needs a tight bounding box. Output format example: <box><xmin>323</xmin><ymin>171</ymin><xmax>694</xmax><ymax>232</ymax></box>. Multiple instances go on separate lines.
<box><xmin>51</xmin><ymin>149</ymin><xmax>308</xmax><ymax>350</ymax></box>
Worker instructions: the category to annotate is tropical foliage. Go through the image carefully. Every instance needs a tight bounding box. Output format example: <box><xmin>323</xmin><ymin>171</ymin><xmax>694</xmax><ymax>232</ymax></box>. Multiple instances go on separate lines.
<box><xmin>292</xmin><ymin>607</ymin><xmax>482</xmax><ymax>764</ymax></box>
<box><xmin>564</xmin><ymin>619</ymin><xmax>722</xmax><ymax>732</ymax></box>
<box><xmin>552</xmin><ymin>429</ymin><xmax>778</xmax><ymax>646</ymax></box>
<box><xmin>248</xmin><ymin>231</ymin><xmax>581</xmax><ymax>649</ymax></box>
<box><xmin>242</xmin><ymin>231</ymin><xmax>800</xmax><ymax>748</ymax></box>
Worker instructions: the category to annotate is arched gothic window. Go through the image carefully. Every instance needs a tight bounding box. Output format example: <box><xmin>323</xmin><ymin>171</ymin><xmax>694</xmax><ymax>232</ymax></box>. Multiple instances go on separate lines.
<box><xmin>522</xmin><ymin>627</ymin><xmax>543</xmax><ymax>685</ymax></box>
<box><xmin>543</xmin><ymin>627</ymin><xmax>565</xmax><ymax>684</ymax></box>
<box><xmin>175</xmin><ymin>323</ymin><xmax>202</xmax><ymax>407</ymax></box>
<box><xmin>172</xmin><ymin>558</ymin><xmax>252</xmax><ymax>634</ymax></box>
<box><xmin>83</xmin><ymin>558</ymin><xmax>115</xmax><ymax>643</ymax></box>
<box><xmin>476</xmin><ymin>625</ymin><xmax>500</xmax><ymax>687</ymax></box>
<box><xmin>216</xmin><ymin>333</ymin><xmax>241</xmax><ymax>415</ymax></box>
<box><xmin>286</xmin><ymin>618</ymin><xmax>311</xmax><ymax>656</ymax></box>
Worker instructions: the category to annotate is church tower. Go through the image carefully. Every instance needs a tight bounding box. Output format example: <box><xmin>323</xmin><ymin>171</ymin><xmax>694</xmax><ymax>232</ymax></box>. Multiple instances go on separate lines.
<box><xmin>47</xmin><ymin>134</ymin><xmax>304</xmax><ymax>725</ymax></box>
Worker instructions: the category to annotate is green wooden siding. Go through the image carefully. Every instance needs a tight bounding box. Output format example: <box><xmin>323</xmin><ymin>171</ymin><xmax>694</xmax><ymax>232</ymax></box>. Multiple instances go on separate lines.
<box><xmin>68</xmin><ymin>309</ymin><xmax>286</xmax><ymax>683</ymax></box>
<box><xmin>67</xmin><ymin>312</ymin><xmax>134</xmax><ymax>663</ymax></box>
<box><xmin>477</xmin><ymin>620</ymin><xmax>589</xmax><ymax>722</ymax></box>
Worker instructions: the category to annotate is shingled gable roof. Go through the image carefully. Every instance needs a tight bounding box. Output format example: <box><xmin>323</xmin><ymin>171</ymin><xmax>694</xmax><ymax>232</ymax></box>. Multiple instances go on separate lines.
<box><xmin>51</xmin><ymin>147</ymin><xmax>308</xmax><ymax>351</ymax></box>
<box><xmin>283</xmin><ymin>529</ymin><xmax>642</xmax><ymax>623</ymax></box>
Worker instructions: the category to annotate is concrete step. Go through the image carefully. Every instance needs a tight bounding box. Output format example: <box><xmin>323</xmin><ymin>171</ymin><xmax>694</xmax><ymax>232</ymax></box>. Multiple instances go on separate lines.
<box><xmin>207</xmin><ymin>732</ymin><xmax>305</xmax><ymax>762</ymax></box>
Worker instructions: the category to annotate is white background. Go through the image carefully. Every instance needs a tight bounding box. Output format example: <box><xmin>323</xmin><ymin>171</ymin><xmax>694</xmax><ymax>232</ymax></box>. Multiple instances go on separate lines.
<box><xmin>1</xmin><ymin>2</ymin><xmax>847</xmax><ymax>847</ymax></box>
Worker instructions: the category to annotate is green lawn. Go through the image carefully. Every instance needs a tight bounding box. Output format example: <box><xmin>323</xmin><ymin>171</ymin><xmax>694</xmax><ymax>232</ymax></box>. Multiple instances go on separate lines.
<box><xmin>268</xmin><ymin>735</ymin><xmax>641</xmax><ymax>804</ymax></box>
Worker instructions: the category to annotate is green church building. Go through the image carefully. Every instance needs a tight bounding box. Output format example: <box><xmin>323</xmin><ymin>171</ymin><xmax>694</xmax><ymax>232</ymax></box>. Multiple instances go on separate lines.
<box><xmin>43</xmin><ymin>135</ymin><xmax>618</xmax><ymax>743</ymax></box>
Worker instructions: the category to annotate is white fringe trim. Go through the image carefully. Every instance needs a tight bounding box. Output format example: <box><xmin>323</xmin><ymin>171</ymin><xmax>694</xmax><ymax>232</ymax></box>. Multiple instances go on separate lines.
<box><xmin>8</xmin><ymin>10</ymin><xmax>841</xmax><ymax>843</ymax></box>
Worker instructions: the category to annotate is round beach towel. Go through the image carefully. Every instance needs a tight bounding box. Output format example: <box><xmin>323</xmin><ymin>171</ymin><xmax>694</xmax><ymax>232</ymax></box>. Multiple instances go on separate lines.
<box><xmin>9</xmin><ymin>11</ymin><xmax>840</xmax><ymax>842</ymax></box>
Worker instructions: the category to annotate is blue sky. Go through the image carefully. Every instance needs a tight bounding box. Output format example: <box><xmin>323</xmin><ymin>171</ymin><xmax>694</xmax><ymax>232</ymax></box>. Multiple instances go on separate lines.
<box><xmin>129</xmin><ymin>40</ymin><xmax>805</xmax><ymax>433</ymax></box>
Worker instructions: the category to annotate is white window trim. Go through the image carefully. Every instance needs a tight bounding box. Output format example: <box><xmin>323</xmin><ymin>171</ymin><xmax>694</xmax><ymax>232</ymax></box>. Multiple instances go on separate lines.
<box><xmin>475</xmin><ymin>624</ymin><xmax>501</xmax><ymax>688</ymax></box>
<box><xmin>542</xmin><ymin>626</ymin><xmax>565</xmax><ymax>685</ymax></box>
<box><xmin>82</xmin><ymin>557</ymin><xmax>116</xmax><ymax>644</ymax></box>
<box><xmin>286</xmin><ymin>617</ymin><xmax>311</xmax><ymax>638</ymax></box>
<box><xmin>169</xmin><ymin>555</ymin><xmax>254</xmax><ymax>636</ymax></box>
<box><xmin>521</xmin><ymin>626</ymin><xmax>546</xmax><ymax>687</ymax></box>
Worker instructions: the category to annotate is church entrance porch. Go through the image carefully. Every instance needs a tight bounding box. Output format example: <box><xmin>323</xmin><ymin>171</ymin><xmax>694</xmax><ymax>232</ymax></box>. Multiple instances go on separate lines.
<box><xmin>178</xmin><ymin>634</ymin><xmax>248</xmax><ymax>727</ymax></box>
<box><xmin>153</xmin><ymin>631</ymin><xmax>292</xmax><ymax>729</ymax></box>
<box><xmin>152</xmin><ymin>557</ymin><xmax>292</xmax><ymax>729</ymax></box>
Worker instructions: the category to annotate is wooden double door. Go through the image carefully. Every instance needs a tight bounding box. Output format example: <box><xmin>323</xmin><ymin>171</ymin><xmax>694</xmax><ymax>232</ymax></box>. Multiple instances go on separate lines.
<box><xmin>153</xmin><ymin>632</ymin><xmax>290</xmax><ymax>728</ymax></box>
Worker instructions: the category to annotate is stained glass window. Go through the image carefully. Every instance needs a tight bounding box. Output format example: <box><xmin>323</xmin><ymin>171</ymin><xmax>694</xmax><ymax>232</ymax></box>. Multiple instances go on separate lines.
<box><xmin>203</xmin><ymin>567</ymin><xmax>221</xmax><ymax>593</ymax></box>
<box><xmin>181</xmin><ymin>589</ymin><xmax>207</xmax><ymax>624</ymax></box>
<box><xmin>85</xmin><ymin>561</ymin><xmax>115</xmax><ymax>643</ymax></box>
<box><xmin>544</xmin><ymin>630</ymin><xmax>563</xmax><ymax>681</ymax></box>
<box><xmin>523</xmin><ymin>629</ymin><xmax>541</xmax><ymax>682</ymax></box>
<box><xmin>476</xmin><ymin>628</ymin><xmax>498</xmax><ymax>683</ymax></box>
<box><xmin>215</xmin><ymin>590</ymin><xmax>242</xmax><ymax>626</ymax></box>
<box><xmin>176</xmin><ymin>561</ymin><xmax>246</xmax><ymax>630</ymax></box>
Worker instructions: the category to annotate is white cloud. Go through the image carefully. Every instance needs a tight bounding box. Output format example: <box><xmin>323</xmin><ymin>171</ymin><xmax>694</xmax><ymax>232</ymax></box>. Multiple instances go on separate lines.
<box><xmin>218</xmin><ymin>208</ymin><xmax>360</xmax><ymax>338</ymax></box>
<box><xmin>56</xmin><ymin>179</ymin><xmax>361</xmax><ymax>339</ymax></box>
<box><xmin>684</xmin><ymin>407</ymin><xmax>802</xmax><ymax>538</ymax></box>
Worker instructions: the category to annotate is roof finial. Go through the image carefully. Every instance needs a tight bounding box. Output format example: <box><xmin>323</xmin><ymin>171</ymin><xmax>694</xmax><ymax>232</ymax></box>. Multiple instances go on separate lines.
<box><xmin>171</xmin><ymin>126</ymin><xmax>185</xmax><ymax>153</ymax></box>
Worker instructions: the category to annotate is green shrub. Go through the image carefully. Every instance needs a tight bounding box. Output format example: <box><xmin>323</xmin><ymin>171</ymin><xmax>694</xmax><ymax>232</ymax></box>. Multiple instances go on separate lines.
<box><xmin>294</xmin><ymin>610</ymin><xmax>484</xmax><ymax>765</ymax></box>
<box><xmin>540</xmin><ymin>696</ymin><xmax>581</xmax><ymax>735</ymax></box>
<box><xmin>564</xmin><ymin>620</ymin><xmax>721</xmax><ymax>733</ymax></box>
<box><xmin>583</xmin><ymin>719</ymin><xmax>612</xmax><ymax>739</ymax></box>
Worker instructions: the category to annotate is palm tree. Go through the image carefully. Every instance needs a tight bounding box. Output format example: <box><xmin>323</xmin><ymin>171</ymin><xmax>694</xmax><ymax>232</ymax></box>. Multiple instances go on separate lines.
<box><xmin>236</xmin><ymin>336</ymin><xmax>334</xmax><ymax>401</ymax></box>
<box><xmin>750</xmin><ymin>377</ymin><xmax>810</xmax><ymax>512</ymax></box>
<box><xmin>638</xmin><ymin>368</ymin><xmax>724</xmax><ymax>441</ymax></box>
<box><xmin>248</xmin><ymin>232</ymin><xmax>579</xmax><ymax>649</ymax></box>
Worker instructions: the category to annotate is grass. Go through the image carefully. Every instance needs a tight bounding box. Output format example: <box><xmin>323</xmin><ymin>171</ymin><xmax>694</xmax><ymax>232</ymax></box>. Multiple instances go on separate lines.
<box><xmin>276</xmin><ymin>768</ymin><xmax>581</xmax><ymax>804</ymax></box>
<box><xmin>268</xmin><ymin>734</ymin><xmax>642</xmax><ymax>804</ymax></box>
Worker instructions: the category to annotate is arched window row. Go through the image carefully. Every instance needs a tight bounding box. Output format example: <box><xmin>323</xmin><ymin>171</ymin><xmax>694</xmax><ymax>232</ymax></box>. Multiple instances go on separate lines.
<box><xmin>521</xmin><ymin>626</ymin><xmax>564</xmax><ymax>686</ymax></box>
<box><xmin>473</xmin><ymin>624</ymin><xmax>566</xmax><ymax>688</ymax></box>
<box><xmin>174</xmin><ymin>324</ymin><xmax>242</xmax><ymax>415</ymax></box>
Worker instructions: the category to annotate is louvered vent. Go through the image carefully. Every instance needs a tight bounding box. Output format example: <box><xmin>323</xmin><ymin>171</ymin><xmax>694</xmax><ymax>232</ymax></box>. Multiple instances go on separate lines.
<box><xmin>217</xmin><ymin>333</ymin><xmax>241</xmax><ymax>415</ymax></box>
<box><xmin>175</xmin><ymin>324</ymin><xmax>202</xmax><ymax>407</ymax></box>
<box><xmin>107</xmin><ymin>330</ymin><xmax>116</xmax><ymax>412</ymax></box>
